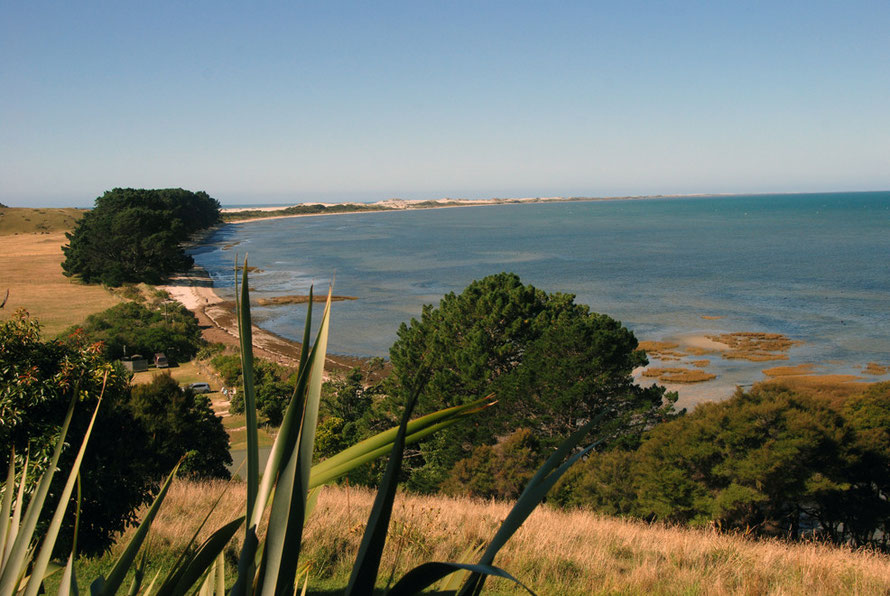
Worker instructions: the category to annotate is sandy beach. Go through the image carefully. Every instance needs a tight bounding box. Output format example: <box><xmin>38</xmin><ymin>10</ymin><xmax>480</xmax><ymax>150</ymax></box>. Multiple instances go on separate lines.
<box><xmin>158</xmin><ymin>268</ymin><xmax>362</xmax><ymax>375</ymax></box>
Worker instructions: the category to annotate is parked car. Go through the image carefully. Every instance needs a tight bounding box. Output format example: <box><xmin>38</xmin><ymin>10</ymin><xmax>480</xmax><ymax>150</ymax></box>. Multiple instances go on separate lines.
<box><xmin>154</xmin><ymin>353</ymin><xmax>169</xmax><ymax>368</ymax></box>
<box><xmin>188</xmin><ymin>382</ymin><xmax>211</xmax><ymax>394</ymax></box>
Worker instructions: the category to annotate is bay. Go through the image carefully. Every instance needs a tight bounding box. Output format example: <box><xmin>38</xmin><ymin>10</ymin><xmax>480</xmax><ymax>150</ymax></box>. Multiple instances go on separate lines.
<box><xmin>191</xmin><ymin>192</ymin><xmax>890</xmax><ymax>405</ymax></box>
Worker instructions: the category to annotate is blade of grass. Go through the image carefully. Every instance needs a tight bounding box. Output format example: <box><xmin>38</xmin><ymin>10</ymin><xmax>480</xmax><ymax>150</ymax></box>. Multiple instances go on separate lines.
<box><xmin>390</xmin><ymin>562</ymin><xmax>536</xmax><ymax>596</ymax></box>
<box><xmin>56</xmin><ymin>474</ymin><xmax>81</xmax><ymax>596</ymax></box>
<box><xmin>258</xmin><ymin>286</ymin><xmax>333</xmax><ymax>593</ymax></box>
<box><xmin>236</xmin><ymin>257</ymin><xmax>259</xmax><ymax>526</ymax></box>
<box><xmin>155</xmin><ymin>477</ymin><xmax>242</xmax><ymax>594</ymax></box>
<box><xmin>344</xmin><ymin>380</ymin><xmax>425</xmax><ymax>596</ymax></box>
<box><xmin>25</xmin><ymin>391</ymin><xmax>103</xmax><ymax>596</ymax></box>
<box><xmin>0</xmin><ymin>446</ymin><xmax>16</xmax><ymax>567</ymax></box>
<box><xmin>164</xmin><ymin>516</ymin><xmax>245</xmax><ymax>596</ymax></box>
<box><xmin>97</xmin><ymin>461</ymin><xmax>181</xmax><ymax>596</ymax></box>
<box><xmin>310</xmin><ymin>397</ymin><xmax>495</xmax><ymax>486</ymax></box>
<box><xmin>0</xmin><ymin>389</ymin><xmax>78</xmax><ymax>595</ymax></box>
<box><xmin>252</xmin><ymin>289</ymin><xmax>316</xmax><ymax>528</ymax></box>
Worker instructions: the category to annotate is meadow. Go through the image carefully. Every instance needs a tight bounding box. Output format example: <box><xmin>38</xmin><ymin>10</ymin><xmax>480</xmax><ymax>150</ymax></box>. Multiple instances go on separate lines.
<box><xmin>73</xmin><ymin>480</ymin><xmax>890</xmax><ymax>595</ymax></box>
<box><xmin>0</xmin><ymin>207</ymin><xmax>122</xmax><ymax>336</ymax></box>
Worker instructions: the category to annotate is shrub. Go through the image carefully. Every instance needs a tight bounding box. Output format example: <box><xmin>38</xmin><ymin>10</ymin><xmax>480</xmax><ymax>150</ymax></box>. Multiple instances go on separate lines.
<box><xmin>63</xmin><ymin>300</ymin><xmax>204</xmax><ymax>363</ymax></box>
<box><xmin>0</xmin><ymin>310</ymin><xmax>155</xmax><ymax>556</ymax></box>
<box><xmin>130</xmin><ymin>374</ymin><xmax>232</xmax><ymax>479</ymax></box>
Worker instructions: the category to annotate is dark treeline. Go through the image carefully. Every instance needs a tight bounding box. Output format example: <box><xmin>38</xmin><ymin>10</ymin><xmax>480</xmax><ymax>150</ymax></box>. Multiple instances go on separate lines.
<box><xmin>62</xmin><ymin>188</ymin><xmax>220</xmax><ymax>285</ymax></box>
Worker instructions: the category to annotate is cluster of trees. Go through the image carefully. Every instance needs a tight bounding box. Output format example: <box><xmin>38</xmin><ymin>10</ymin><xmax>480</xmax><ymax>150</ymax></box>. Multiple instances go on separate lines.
<box><xmin>0</xmin><ymin>310</ymin><xmax>230</xmax><ymax>556</ymax></box>
<box><xmin>315</xmin><ymin>273</ymin><xmax>678</xmax><ymax>492</ymax></box>
<box><xmin>61</xmin><ymin>300</ymin><xmax>204</xmax><ymax>363</ymax></box>
<box><xmin>212</xmin><ymin>353</ymin><xmax>295</xmax><ymax>426</ymax></box>
<box><xmin>552</xmin><ymin>383</ymin><xmax>890</xmax><ymax>548</ymax></box>
<box><xmin>62</xmin><ymin>188</ymin><xmax>220</xmax><ymax>285</ymax></box>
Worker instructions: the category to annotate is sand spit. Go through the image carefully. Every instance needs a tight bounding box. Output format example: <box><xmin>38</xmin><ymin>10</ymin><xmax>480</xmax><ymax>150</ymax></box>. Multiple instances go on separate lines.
<box><xmin>255</xmin><ymin>295</ymin><xmax>358</xmax><ymax>306</ymax></box>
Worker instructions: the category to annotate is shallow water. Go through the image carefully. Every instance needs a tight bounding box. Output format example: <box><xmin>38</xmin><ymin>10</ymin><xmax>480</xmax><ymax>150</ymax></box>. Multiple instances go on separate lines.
<box><xmin>192</xmin><ymin>192</ymin><xmax>890</xmax><ymax>404</ymax></box>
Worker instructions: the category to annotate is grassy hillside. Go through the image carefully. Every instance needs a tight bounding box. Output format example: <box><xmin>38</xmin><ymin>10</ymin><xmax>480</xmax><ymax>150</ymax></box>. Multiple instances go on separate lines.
<box><xmin>0</xmin><ymin>207</ymin><xmax>122</xmax><ymax>336</ymax></box>
<box><xmin>0</xmin><ymin>206</ymin><xmax>86</xmax><ymax>235</ymax></box>
<box><xmin>70</xmin><ymin>480</ymin><xmax>890</xmax><ymax>595</ymax></box>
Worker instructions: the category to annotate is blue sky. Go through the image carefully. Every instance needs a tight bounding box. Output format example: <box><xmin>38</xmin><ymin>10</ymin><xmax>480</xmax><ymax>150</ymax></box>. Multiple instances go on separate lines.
<box><xmin>1</xmin><ymin>1</ymin><xmax>888</xmax><ymax>207</ymax></box>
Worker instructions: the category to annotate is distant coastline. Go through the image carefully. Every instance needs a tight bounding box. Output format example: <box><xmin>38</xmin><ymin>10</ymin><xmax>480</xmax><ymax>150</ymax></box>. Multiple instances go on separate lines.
<box><xmin>219</xmin><ymin>190</ymin><xmax>888</xmax><ymax>224</ymax></box>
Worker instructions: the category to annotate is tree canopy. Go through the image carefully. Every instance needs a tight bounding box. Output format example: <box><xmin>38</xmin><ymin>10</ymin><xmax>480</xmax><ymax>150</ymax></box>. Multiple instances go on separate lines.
<box><xmin>380</xmin><ymin>272</ymin><xmax>677</xmax><ymax>491</ymax></box>
<box><xmin>553</xmin><ymin>383</ymin><xmax>890</xmax><ymax>549</ymax></box>
<box><xmin>0</xmin><ymin>310</ymin><xmax>154</xmax><ymax>556</ymax></box>
<box><xmin>1</xmin><ymin>310</ymin><xmax>231</xmax><ymax>555</ymax></box>
<box><xmin>130</xmin><ymin>374</ymin><xmax>231</xmax><ymax>479</ymax></box>
<box><xmin>62</xmin><ymin>188</ymin><xmax>220</xmax><ymax>286</ymax></box>
<box><xmin>63</xmin><ymin>300</ymin><xmax>204</xmax><ymax>363</ymax></box>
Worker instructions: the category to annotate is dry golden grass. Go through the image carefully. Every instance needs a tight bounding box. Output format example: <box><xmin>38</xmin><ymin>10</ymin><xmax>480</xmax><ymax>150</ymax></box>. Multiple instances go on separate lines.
<box><xmin>762</xmin><ymin>375</ymin><xmax>872</xmax><ymax>407</ymax></box>
<box><xmin>708</xmin><ymin>332</ymin><xmax>800</xmax><ymax>362</ymax></box>
<box><xmin>642</xmin><ymin>367</ymin><xmax>717</xmax><ymax>384</ymax></box>
<box><xmin>762</xmin><ymin>363</ymin><xmax>817</xmax><ymax>377</ymax></box>
<box><xmin>700</xmin><ymin>315</ymin><xmax>724</xmax><ymax>320</ymax></box>
<box><xmin>0</xmin><ymin>232</ymin><xmax>121</xmax><ymax>336</ymax></box>
<box><xmin>0</xmin><ymin>206</ymin><xmax>86</xmax><ymax>235</ymax></box>
<box><xmin>110</xmin><ymin>480</ymin><xmax>890</xmax><ymax>595</ymax></box>
<box><xmin>863</xmin><ymin>362</ymin><xmax>889</xmax><ymax>375</ymax></box>
<box><xmin>684</xmin><ymin>346</ymin><xmax>715</xmax><ymax>356</ymax></box>
<box><xmin>637</xmin><ymin>341</ymin><xmax>686</xmax><ymax>360</ymax></box>
<box><xmin>690</xmin><ymin>359</ymin><xmax>710</xmax><ymax>368</ymax></box>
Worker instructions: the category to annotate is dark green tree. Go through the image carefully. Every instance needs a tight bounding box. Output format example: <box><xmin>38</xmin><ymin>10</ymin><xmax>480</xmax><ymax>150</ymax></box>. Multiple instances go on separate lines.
<box><xmin>0</xmin><ymin>310</ymin><xmax>155</xmax><ymax>556</ymax></box>
<box><xmin>381</xmin><ymin>272</ymin><xmax>677</xmax><ymax>491</ymax></box>
<box><xmin>130</xmin><ymin>374</ymin><xmax>232</xmax><ymax>479</ymax></box>
<box><xmin>62</xmin><ymin>188</ymin><xmax>220</xmax><ymax>285</ymax></box>
<box><xmin>632</xmin><ymin>385</ymin><xmax>851</xmax><ymax>538</ymax></box>
<box><xmin>62</xmin><ymin>300</ymin><xmax>204</xmax><ymax>363</ymax></box>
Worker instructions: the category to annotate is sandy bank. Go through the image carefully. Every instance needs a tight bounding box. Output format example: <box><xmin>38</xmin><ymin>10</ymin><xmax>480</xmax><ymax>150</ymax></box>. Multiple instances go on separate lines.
<box><xmin>158</xmin><ymin>269</ymin><xmax>362</xmax><ymax>375</ymax></box>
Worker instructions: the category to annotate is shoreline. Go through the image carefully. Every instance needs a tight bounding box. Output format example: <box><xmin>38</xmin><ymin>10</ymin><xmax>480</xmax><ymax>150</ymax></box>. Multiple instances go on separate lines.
<box><xmin>220</xmin><ymin>194</ymin><xmax>732</xmax><ymax>225</ymax></box>
<box><xmin>157</xmin><ymin>268</ymin><xmax>365</xmax><ymax>375</ymax></box>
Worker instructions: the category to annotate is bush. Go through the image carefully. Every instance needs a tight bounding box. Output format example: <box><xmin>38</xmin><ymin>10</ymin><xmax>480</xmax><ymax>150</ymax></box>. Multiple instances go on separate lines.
<box><xmin>380</xmin><ymin>272</ymin><xmax>677</xmax><ymax>491</ymax></box>
<box><xmin>442</xmin><ymin>428</ymin><xmax>542</xmax><ymax>500</ymax></box>
<box><xmin>62</xmin><ymin>301</ymin><xmax>204</xmax><ymax>363</ymax></box>
<box><xmin>211</xmin><ymin>353</ymin><xmax>294</xmax><ymax>425</ymax></box>
<box><xmin>129</xmin><ymin>374</ymin><xmax>232</xmax><ymax>479</ymax></box>
<box><xmin>0</xmin><ymin>310</ymin><xmax>155</xmax><ymax>556</ymax></box>
<box><xmin>557</xmin><ymin>383</ymin><xmax>890</xmax><ymax>548</ymax></box>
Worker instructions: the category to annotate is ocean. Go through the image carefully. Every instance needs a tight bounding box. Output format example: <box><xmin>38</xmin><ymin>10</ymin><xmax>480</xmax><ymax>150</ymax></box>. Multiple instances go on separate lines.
<box><xmin>192</xmin><ymin>192</ymin><xmax>890</xmax><ymax>405</ymax></box>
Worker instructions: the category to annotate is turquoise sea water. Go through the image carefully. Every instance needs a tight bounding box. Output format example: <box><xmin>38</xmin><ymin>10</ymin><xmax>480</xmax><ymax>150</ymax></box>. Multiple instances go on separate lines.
<box><xmin>192</xmin><ymin>192</ymin><xmax>890</xmax><ymax>405</ymax></box>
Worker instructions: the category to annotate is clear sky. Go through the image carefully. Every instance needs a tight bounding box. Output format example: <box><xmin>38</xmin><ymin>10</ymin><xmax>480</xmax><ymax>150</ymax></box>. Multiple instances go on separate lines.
<box><xmin>1</xmin><ymin>1</ymin><xmax>888</xmax><ymax>207</ymax></box>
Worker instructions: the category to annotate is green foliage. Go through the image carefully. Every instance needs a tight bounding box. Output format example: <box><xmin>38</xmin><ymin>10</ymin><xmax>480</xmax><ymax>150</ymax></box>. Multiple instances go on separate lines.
<box><xmin>383</xmin><ymin>272</ymin><xmax>677</xmax><ymax>491</ymax></box>
<box><xmin>1</xmin><ymin>267</ymin><xmax>612</xmax><ymax>594</ymax></box>
<box><xmin>130</xmin><ymin>374</ymin><xmax>232</xmax><ymax>479</ymax></box>
<box><xmin>211</xmin><ymin>353</ymin><xmax>293</xmax><ymax>425</ymax></box>
<box><xmin>61</xmin><ymin>188</ymin><xmax>220</xmax><ymax>286</ymax></box>
<box><xmin>316</xmin><ymin>364</ymin><xmax>384</xmax><ymax>465</ymax></box>
<box><xmin>442</xmin><ymin>428</ymin><xmax>542</xmax><ymax>500</ymax></box>
<box><xmin>558</xmin><ymin>383</ymin><xmax>890</xmax><ymax>548</ymax></box>
<box><xmin>62</xmin><ymin>300</ymin><xmax>204</xmax><ymax>363</ymax></box>
<box><xmin>0</xmin><ymin>310</ymin><xmax>155</xmax><ymax>557</ymax></box>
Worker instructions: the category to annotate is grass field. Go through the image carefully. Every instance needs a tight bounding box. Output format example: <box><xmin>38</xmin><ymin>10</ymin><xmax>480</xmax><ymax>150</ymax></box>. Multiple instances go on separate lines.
<box><xmin>62</xmin><ymin>480</ymin><xmax>890</xmax><ymax>595</ymax></box>
<box><xmin>0</xmin><ymin>206</ymin><xmax>86</xmax><ymax>235</ymax></box>
<box><xmin>0</xmin><ymin>231</ymin><xmax>122</xmax><ymax>336</ymax></box>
